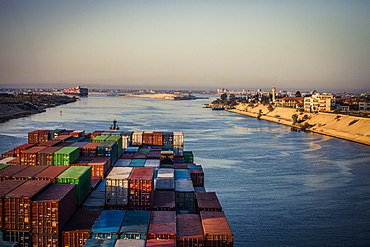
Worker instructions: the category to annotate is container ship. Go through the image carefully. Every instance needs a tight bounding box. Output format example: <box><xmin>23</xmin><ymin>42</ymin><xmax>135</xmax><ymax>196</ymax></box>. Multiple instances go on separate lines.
<box><xmin>62</xmin><ymin>86</ymin><xmax>88</xmax><ymax>96</ymax></box>
<box><xmin>0</xmin><ymin>129</ymin><xmax>234</xmax><ymax>247</ymax></box>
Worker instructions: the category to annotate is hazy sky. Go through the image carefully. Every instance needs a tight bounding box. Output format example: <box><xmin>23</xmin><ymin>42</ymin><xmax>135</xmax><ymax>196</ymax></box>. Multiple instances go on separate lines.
<box><xmin>0</xmin><ymin>0</ymin><xmax>369</xmax><ymax>92</ymax></box>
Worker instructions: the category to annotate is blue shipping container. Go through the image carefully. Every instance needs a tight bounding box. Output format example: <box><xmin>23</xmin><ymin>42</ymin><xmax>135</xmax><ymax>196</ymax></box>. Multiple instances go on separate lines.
<box><xmin>91</xmin><ymin>210</ymin><xmax>126</xmax><ymax>239</ymax></box>
<box><xmin>174</xmin><ymin>169</ymin><xmax>191</xmax><ymax>180</ymax></box>
<box><xmin>129</xmin><ymin>159</ymin><xmax>146</xmax><ymax>167</ymax></box>
<box><xmin>119</xmin><ymin>211</ymin><xmax>151</xmax><ymax>239</ymax></box>
<box><xmin>83</xmin><ymin>238</ymin><xmax>116</xmax><ymax>247</ymax></box>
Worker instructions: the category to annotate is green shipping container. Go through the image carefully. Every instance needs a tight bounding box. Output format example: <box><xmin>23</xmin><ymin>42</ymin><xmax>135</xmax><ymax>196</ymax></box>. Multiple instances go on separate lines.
<box><xmin>183</xmin><ymin>151</ymin><xmax>194</xmax><ymax>163</ymax></box>
<box><xmin>92</xmin><ymin>135</ymin><xmax>107</xmax><ymax>143</ymax></box>
<box><xmin>106</xmin><ymin>135</ymin><xmax>123</xmax><ymax>158</ymax></box>
<box><xmin>0</xmin><ymin>164</ymin><xmax>10</xmax><ymax>170</ymax></box>
<box><xmin>56</xmin><ymin>166</ymin><xmax>91</xmax><ymax>205</ymax></box>
<box><xmin>53</xmin><ymin>147</ymin><xmax>80</xmax><ymax>166</ymax></box>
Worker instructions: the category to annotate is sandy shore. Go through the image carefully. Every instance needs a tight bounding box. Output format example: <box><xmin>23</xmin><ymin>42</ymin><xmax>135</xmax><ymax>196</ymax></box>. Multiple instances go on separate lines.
<box><xmin>229</xmin><ymin>104</ymin><xmax>370</xmax><ymax>146</ymax></box>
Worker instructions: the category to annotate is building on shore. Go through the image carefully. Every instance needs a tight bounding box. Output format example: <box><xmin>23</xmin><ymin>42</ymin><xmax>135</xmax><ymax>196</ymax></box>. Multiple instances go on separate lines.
<box><xmin>304</xmin><ymin>92</ymin><xmax>335</xmax><ymax>112</ymax></box>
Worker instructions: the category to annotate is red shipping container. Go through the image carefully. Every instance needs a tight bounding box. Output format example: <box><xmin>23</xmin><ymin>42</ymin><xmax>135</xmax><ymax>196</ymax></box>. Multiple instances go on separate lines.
<box><xmin>90</xmin><ymin>131</ymin><xmax>104</xmax><ymax>139</ymax></box>
<box><xmin>190</xmin><ymin>169</ymin><xmax>204</xmax><ymax>187</ymax></box>
<box><xmin>6</xmin><ymin>157</ymin><xmax>20</xmax><ymax>165</ymax></box>
<box><xmin>51</xmin><ymin>135</ymin><xmax>72</xmax><ymax>142</ymax></box>
<box><xmin>20</xmin><ymin>146</ymin><xmax>47</xmax><ymax>166</ymax></box>
<box><xmin>62</xmin><ymin>209</ymin><xmax>102</xmax><ymax>247</ymax></box>
<box><xmin>146</xmin><ymin>240</ymin><xmax>177</xmax><ymax>247</ymax></box>
<box><xmin>0</xmin><ymin>180</ymin><xmax>26</xmax><ymax>229</ymax></box>
<box><xmin>2</xmin><ymin>150</ymin><xmax>15</xmax><ymax>158</ymax></box>
<box><xmin>142</xmin><ymin>132</ymin><xmax>154</xmax><ymax>145</ymax></box>
<box><xmin>31</xmin><ymin>184</ymin><xmax>77</xmax><ymax>234</ymax></box>
<box><xmin>4</xmin><ymin>180</ymin><xmax>51</xmax><ymax>230</ymax></box>
<box><xmin>129</xmin><ymin>167</ymin><xmax>154</xmax><ymax>209</ymax></box>
<box><xmin>0</xmin><ymin>165</ymin><xmax>28</xmax><ymax>181</ymax></box>
<box><xmin>88</xmin><ymin>157</ymin><xmax>110</xmax><ymax>178</ymax></box>
<box><xmin>33</xmin><ymin>166</ymin><xmax>69</xmax><ymax>183</ymax></box>
<box><xmin>11</xmin><ymin>165</ymin><xmax>48</xmax><ymax>181</ymax></box>
<box><xmin>196</xmin><ymin>192</ymin><xmax>222</xmax><ymax>212</ymax></box>
<box><xmin>200</xmin><ymin>211</ymin><xmax>233</xmax><ymax>247</ymax></box>
<box><xmin>152</xmin><ymin>132</ymin><xmax>163</xmax><ymax>146</ymax></box>
<box><xmin>38</xmin><ymin>140</ymin><xmax>62</xmax><ymax>147</ymax></box>
<box><xmin>80</xmin><ymin>142</ymin><xmax>100</xmax><ymax>157</ymax></box>
<box><xmin>32</xmin><ymin>233</ymin><xmax>59</xmax><ymax>247</ymax></box>
<box><xmin>148</xmin><ymin>211</ymin><xmax>176</xmax><ymax>240</ymax></box>
<box><xmin>28</xmin><ymin>130</ymin><xmax>51</xmax><ymax>144</ymax></box>
<box><xmin>37</xmin><ymin>147</ymin><xmax>63</xmax><ymax>166</ymax></box>
<box><xmin>152</xmin><ymin>191</ymin><xmax>175</xmax><ymax>211</ymax></box>
<box><xmin>177</xmin><ymin>214</ymin><xmax>205</xmax><ymax>247</ymax></box>
<box><xmin>14</xmin><ymin>144</ymin><xmax>35</xmax><ymax>157</ymax></box>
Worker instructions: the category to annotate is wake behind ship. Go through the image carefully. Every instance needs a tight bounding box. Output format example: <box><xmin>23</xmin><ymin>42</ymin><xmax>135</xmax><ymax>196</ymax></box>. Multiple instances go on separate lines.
<box><xmin>62</xmin><ymin>86</ymin><xmax>88</xmax><ymax>96</ymax></box>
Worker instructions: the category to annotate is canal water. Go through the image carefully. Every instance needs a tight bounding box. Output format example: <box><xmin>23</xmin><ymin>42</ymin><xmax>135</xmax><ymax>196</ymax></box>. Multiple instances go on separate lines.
<box><xmin>1</xmin><ymin>94</ymin><xmax>370</xmax><ymax>246</ymax></box>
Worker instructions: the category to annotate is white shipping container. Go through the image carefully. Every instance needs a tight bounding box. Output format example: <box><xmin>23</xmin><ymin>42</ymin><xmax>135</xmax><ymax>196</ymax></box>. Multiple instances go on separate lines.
<box><xmin>131</xmin><ymin>131</ymin><xmax>143</xmax><ymax>146</ymax></box>
<box><xmin>105</xmin><ymin>167</ymin><xmax>133</xmax><ymax>205</ymax></box>
<box><xmin>144</xmin><ymin>159</ymin><xmax>160</xmax><ymax>168</ymax></box>
<box><xmin>173</xmin><ymin>145</ymin><xmax>184</xmax><ymax>156</ymax></box>
<box><xmin>0</xmin><ymin>157</ymin><xmax>16</xmax><ymax>164</ymax></box>
<box><xmin>114</xmin><ymin>239</ymin><xmax>146</xmax><ymax>247</ymax></box>
<box><xmin>173</xmin><ymin>132</ymin><xmax>184</xmax><ymax>146</ymax></box>
<box><xmin>122</xmin><ymin>136</ymin><xmax>129</xmax><ymax>149</ymax></box>
<box><xmin>157</xmin><ymin>168</ymin><xmax>175</xmax><ymax>178</ymax></box>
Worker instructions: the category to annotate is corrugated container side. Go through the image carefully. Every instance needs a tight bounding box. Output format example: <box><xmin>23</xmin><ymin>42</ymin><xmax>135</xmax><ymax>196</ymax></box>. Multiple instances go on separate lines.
<box><xmin>56</xmin><ymin>166</ymin><xmax>91</xmax><ymax>205</ymax></box>
<box><xmin>13</xmin><ymin>144</ymin><xmax>35</xmax><ymax>157</ymax></box>
<box><xmin>33</xmin><ymin>166</ymin><xmax>69</xmax><ymax>183</ymax></box>
<box><xmin>152</xmin><ymin>191</ymin><xmax>175</xmax><ymax>211</ymax></box>
<box><xmin>38</xmin><ymin>140</ymin><xmax>62</xmax><ymax>147</ymax></box>
<box><xmin>10</xmin><ymin>165</ymin><xmax>48</xmax><ymax>181</ymax></box>
<box><xmin>105</xmin><ymin>167</ymin><xmax>133</xmax><ymax>206</ymax></box>
<box><xmin>83</xmin><ymin>238</ymin><xmax>116</xmax><ymax>247</ymax></box>
<box><xmin>128</xmin><ymin>167</ymin><xmax>154</xmax><ymax>209</ymax></box>
<box><xmin>88</xmin><ymin>157</ymin><xmax>110</xmax><ymax>179</ymax></box>
<box><xmin>1</xmin><ymin>151</ymin><xmax>15</xmax><ymax>158</ymax></box>
<box><xmin>3</xmin><ymin>230</ymin><xmax>31</xmax><ymax>247</ymax></box>
<box><xmin>36</xmin><ymin>147</ymin><xmax>63</xmax><ymax>166</ymax></box>
<box><xmin>90</xmin><ymin>131</ymin><xmax>104</xmax><ymax>139</ymax></box>
<box><xmin>20</xmin><ymin>146</ymin><xmax>47</xmax><ymax>166</ymax></box>
<box><xmin>97</xmin><ymin>141</ymin><xmax>118</xmax><ymax>165</ymax></box>
<box><xmin>146</xmin><ymin>239</ymin><xmax>177</xmax><ymax>246</ymax></box>
<box><xmin>92</xmin><ymin>135</ymin><xmax>107</xmax><ymax>143</ymax></box>
<box><xmin>177</xmin><ymin>214</ymin><xmax>204</xmax><ymax>247</ymax></box>
<box><xmin>196</xmin><ymin>192</ymin><xmax>222</xmax><ymax>212</ymax></box>
<box><xmin>162</xmin><ymin>132</ymin><xmax>174</xmax><ymax>146</ymax></box>
<box><xmin>96</xmin><ymin>179</ymin><xmax>106</xmax><ymax>191</ymax></box>
<box><xmin>0</xmin><ymin>180</ymin><xmax>26</xmax><ymax>230</ymax></box>
<box><xmin>31</xmin><ymin>233</ymin><xmax>59</xmax><ymax>247</ymax></box>
<box><xmin>91</xmin><ymin>176</ymin><xmax>102</xmax><ymax>190</ymax></box>
<box><xmin>4</xmin><ymin>180</ymin><xmax>51</xmax><ymax>230</ymax></box>
<box><xmin>173</xmin><ymin>132</ymin><xmax>184</xmax><ymax>146</ymax></box>
<box><xmin>189</xmin><ymin>169</ymin><xmax>204</xmax><ymax>187</ymax></box>
<box><xmin>175</xmin><ymin>180</ymin><xmax>195</xmax><ymax>211</ymax></box>
<box><xmin>31</xmin><ymin>184</ymin><xmax>76</xmax><ymax>234</ymax></box>
<box><xmin>0</xmin><ymin>165</ymin><xmax>28</xmax><ymax>182</ymax></box>
<box><xmin>28</xmin><ymin>130</ymin><xmax>51</xmax><ymax>144</ymax></box>
<box><xmin>148</xmin><ymin>211</ymin><xmax>176</xmax><ymax>240</ymax></box>
<box><xmin>114</xmin><ymin>239</ymin><xmax>145</xmax><ymax>247</ymax></box>
<box><xmin>131</xmin><ymin>132</ymin><xmax>143</xmax><ymax>146</ymax></box>
<box><xmin>62</xmin><ymin>209</ymin><xmax>102</xmax><ymax>247</ymax></box>
<box><xmin>200</xmin><ymin>211</ymin><xmax>233</xmax><ymax>247</ymax></box>
<box><xmin>53</xmin><ymin>147</ymin><xmax>80</xmax><ymax>166</ymax></box>
<box><xmin>119</xmin><ymin>211</ymin><xmax>151</xmax><ymax>240</ymax></box>
<box><xmin>80</xmin><ymin>142</ymin><xmax>100</xmax><ymax>157</ymax></box>
<box><xmin>91</xmin><ymin>210</ymin><xmax>126</xmax><ymax>239</ymax></box>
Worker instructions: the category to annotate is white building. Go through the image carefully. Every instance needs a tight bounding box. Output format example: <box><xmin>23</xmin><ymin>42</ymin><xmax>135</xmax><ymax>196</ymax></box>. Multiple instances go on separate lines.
<box><xmin>304</xmin><ymin>92</ymin><xmax>335</xmax><ymax>112</ymax></box>
<box><xmin>359</xmin><ymin>100</ymin><xmax>370</xmax><ymax>112</ymax></box>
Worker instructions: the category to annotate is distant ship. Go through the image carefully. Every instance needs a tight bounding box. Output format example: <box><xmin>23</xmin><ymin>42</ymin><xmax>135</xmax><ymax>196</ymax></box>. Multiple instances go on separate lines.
<box><xmin>62</xmin><ymin>86</ymin><xmax>88</xmax><ymax>96</ymax></box>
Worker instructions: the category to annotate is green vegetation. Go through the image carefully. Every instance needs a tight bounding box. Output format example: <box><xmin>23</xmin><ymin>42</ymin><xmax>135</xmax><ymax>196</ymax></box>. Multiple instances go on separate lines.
<box><xmin>0</xmin><ymin>92</ymin><xmax>76</xmax><ymax>105</ymax></box>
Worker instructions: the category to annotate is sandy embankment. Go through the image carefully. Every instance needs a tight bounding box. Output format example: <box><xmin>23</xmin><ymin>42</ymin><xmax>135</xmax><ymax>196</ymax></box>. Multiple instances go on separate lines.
<box><xmin>0</xmin><ymin>104</ymin><xmax>43</xmax><ymax>123</ymax></box>
<box><xmin>229</xmin><ymin>104</ymin><xmax>370</xmax><ymax>146</ymax></box>
<box><xmin>123</xmin><ymin>93</ymin><xmax>180</xmax><ymax>100</ymax></box>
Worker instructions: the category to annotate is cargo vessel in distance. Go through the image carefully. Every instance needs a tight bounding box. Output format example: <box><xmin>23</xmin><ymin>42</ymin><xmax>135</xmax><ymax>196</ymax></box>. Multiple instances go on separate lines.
<box><xmin>62</xmin><ymin>86</ymin><xmax>88</xmax><ymax>96</ymax></box>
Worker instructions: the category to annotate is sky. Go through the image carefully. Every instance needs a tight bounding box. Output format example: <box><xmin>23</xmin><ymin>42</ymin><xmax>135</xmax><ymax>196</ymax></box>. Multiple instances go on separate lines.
<box><xmin>0</xmin><ymin>0</ymin><xmax>369</xmax><ymax>92</ymax></box>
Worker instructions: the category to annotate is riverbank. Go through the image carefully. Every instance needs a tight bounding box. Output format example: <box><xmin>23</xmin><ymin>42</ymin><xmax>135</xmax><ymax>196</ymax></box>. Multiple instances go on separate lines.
<box><xmin>121</xmin><ymin>93</ymin><xmax>207</xmax><ymax>100</ymax></box>
<box><xmin>229</xmin><ymin>104</ymin><xmax>370</xmax><ymax>146</ymax></box>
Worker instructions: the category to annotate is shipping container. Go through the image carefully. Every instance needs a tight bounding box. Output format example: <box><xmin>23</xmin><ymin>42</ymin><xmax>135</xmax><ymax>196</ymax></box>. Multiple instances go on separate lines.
<box><xmin>128</xmin><ymin>167</ymin><xmax>154</xmax><ymax>209</ymax></box>
<box><xmin>36</xmin><ymin>147</ymin><xmax>63</xmax><ymax>166</ymax></box>
<box><xmin>20</xmin><ymin>146</ymin><xmax>47</xmax><ymax>166</ymax></box>
<box><xmin>1</xmin><ymin>151</ymin><xmax>15</xmax><ymax>158</ymax></box>
<box><xmin>124</xmin><ymin>147</ymin><xmax>139</xmax><ymax>154</ymax></box>
<box><xmin>194</xmin><ymin>187</ymin><xmax>206</xmax><ymax>193</ymax></box>
<box><xmin>195</xmin><ymin>192</ymin><xmax>222</xmax><ymax>212</ymax></box>
<box><xmin>144</xmin><ymin>160</ymin><xmax>160</xmax><ymax>168</ymax></box>
<box><xmin>0</xmin><ymin>164</ymin><xmax>10</xmax><ymax>170</ymax></box>
<box><xmin>200</xmin><ymin>211</ymin><xmax>233</xmax><ymax>247</ymax></box>
<box><xmin>189</xmin><ymin>169</ymin><xmax>204</xmax><ymax>187</ymax></box>
<box><xmin>119</xmin><ymin>211</ymin><xmax>151</xmax><ymax>240</ymax></box>
<box><xmin>105</xmin><ymin>167</ymin><xmax>133</xmax><ymax>206</ymax></box>
<box><xmin>69</xmin><ymin>142</ymin><xmax>87</xmax><ymax>148</ymax></box>
<box><xmin>155</xmin><ymin>178</ymin><xmax>175</xmax><ymax>191</ymax></box>
<box><xmin>3</xmin><ymin>180</ymin><xmax>51</xmax><ymax>230</ymax></box>
<box><xmin>0</xmin><ymin>165</ymin><xmax>28</xmax><ymax>182</ymax></box>
<box><xmin>91</xmin><ymin>176</ymin><xmax>102</xmax><ymax>190</ymax></box>
<box><xmin>119</xmin><ymin>154</ymin><xmax>134</xmax><ymax>159</ymax></box>
<box><xmin>33</xmin><ymin>166</ymin><xmax>69</xmax><ymax>183</ymax></box>
<box><xmin>49</xmin><ymin>129</ymin><xmax>65</xmax><ymax>139</ymax></box>
<box><xmin>142</xmin><ymin>132</ymin><xmax>153</xmax><ymax>146</ymax></box>
<box><xmin>183</xmin><ymin>151</ymin><xmax>194</xmax><ymax>163</ymax></box>
<box><xmin>147</xmin><ymin>150</ymin><xmax>161</xmax><ymax>159</ymax></box>
<box><xmin>3</xmin><ymin>230</ymin><xmax>31</xmax><ymax>247</ymax></box>
<box><xmin>28</xmin><ymin>130</ymin><xmax>51</xmax><ymax>144</ymax></box>
<box><xmin>173</xmin><ymin>146</ymin><xmax>184</xmax><ymax>157</ymax></box>
<box><xmin>31</xmin><ymin>184</ymin><xmax>76</xmax><ymax>234</ymax></box>
<box><xmin>129</xmin><ymin>159</ymin><xmax>146</xmax><ymax>167</ymax></box>
<box><xmin>131</xmin><ymin>132</ymin><xmax>143</xmax><ymax>146</ymax></box>
<box><xmin>114</xmin><ymin>159</ymin><xmax>131</xmax><ymax>167</ymax></box>
<box><xmin>157</xmin><ymin>169</ymin><xmax>175</xmax><ymax>179</ymax></box>
<box><xmin>132</xmin><ymin>152</ymin><xmax>147</xmax><ymax>159</ymax></box>
<box><xmin>146</xmin><ymin>239</ymin><xmax>177</xmax><ymax>247</ymax></box>
<box><xmin>83</xmin><ymin>238</ymin><xmax>116</xmax><ymax>247</ymax></box>
<box><xmin>148</xmin><ymin>211</ymin><xmax>176</xmax><ymax>240</ymax></box>
<box><xmin>0</xmin><ymin>180</ymin><xmax>26</xmax><ymax>230</ymax></box>
<box><xmin>114</xmin><ymin>239</ymin><xmax>145</xmax><ymax>247</ymax></box>
<box><xmin>90</xmin><ymin>131</ymin><xmax>104</xmax><ymax>139</ymax></box>
<box><xmin>0</xmin><ymin>240</ymin><xmax>19</xmax><ymax>247</ymax></box>
<box><xmin>13</xmin><ymin>144</ymin><xmax>35</xmax><ymax>157</ymax></box>
<box><xmin>97</xmin><ymin>141</ymin><xmax>118</xmax><ymax>165</ymax></box>
<box><xmin>187</xmin><ymin>164</ymin><xmax>202</xmax><ymax>169</ymax></box>
<box><xmin>92</xmin><ymin>136</ymin><xmax>107</xmax><ymax>143</ymax></box>
<box><xmin>71</xmin><ymin>130</ymin><xmax>85</xmax><ymax>137</ymax></box>
<box><xmin>152</xmin><ymin>191</ymin><xmax>175</xmax><ymax>211</ymax></box>
<box><xmin>10</xmin><ymin>165</ymin><xmax>48</xmax><ymax>181</ymax></box>
<box><xmin>31</xmin><ymin>233</ymin><xmax>59</xmax><ymax>247</ymax></box>
<box><xmin>38</xmin><ymin>140</ymin><xmax>62</xmax><ymax>147</ymax></box>
<box><xmin>105</xmin><ymin>136</ymin><xmax>123</xmax><ymax>158</ymax></box>
<box><xmin>173</xmin><ymin>164</ymin><xmax>187</xmax><ymax>169</ymax></box>
<box><xmin>56</xmin><ymin>166</ymin><xmax>91</xmax><ymax>205</ymax></box>
<box><xmin>160</xmin><ymin>151</ymin><xmax>174</xmax><ymax>160</ymax></box>
<box><xmin>96</xmin><ymin>179</ymin><xmax>106</xmax><ymax>191</ymax></box>
<box><xmin>175</xmin><ymin>180</ymin><xmax>195</xmax><ymax>211</ymax></box>
<box><xmin>6</xmin><ymin>157</ymin><xmax>20</xmax><ymax>165</ymax></box>
<box><xmin>81</xmin><ymin>190</ymin><xmax>105</xmax><ymax>210</ymax></box>
<box><xmin>52</xmin><ymin>135</ymin><xmax>72</xmax><ymax>142</ymax></box>
<box><xmin>173</xmin><ymin>132</ymin><xmax>184</xmax><ymax>146</ymax></box>
<box><xmin>53</xmin><ymin>147</ymin><xmax>80</xmax><ymax>166</ymax></box>
<box><xmin>62</xmin><ymin>209</ymin><xmax>102</xmax><ymax>247</ymax></box>
<box><xmin>91</xmin><ymin>210</ymin><xmax>126</xmax><ymax>239</ymax></box>
<box><xmin>162</xmin><ymin>132</ymin><xmax>174</xmax><ymax>146</ymax></box>
<box><xmin>174</xmin><ymin>169</ymin><xmax>191</xmax><ymax>180</ymax></box>
<box><xmin>80</xmin><ymin>142</ymin><xmax>100</xmax><ymax>157</ymax></box>
<box><xmin>87</xmin><ymin>157</ymin><xmax>110</xmax><ymax>179</ymax></box>
<box><xmin>177</xmin><ymin>214</ymin><xmax>205</xmax><ymax>247</ymax></box>
<box><xmin>0</xmin><ymin>158</ymin><xmax>18</xmax><ymax>165</ymax></box>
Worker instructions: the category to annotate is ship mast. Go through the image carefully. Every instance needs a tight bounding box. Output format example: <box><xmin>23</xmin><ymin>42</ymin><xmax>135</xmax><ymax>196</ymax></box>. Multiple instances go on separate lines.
<box><xmin>109</xmin><ymin>120</ymin><xmax>120</xmax><ymax>130</ymax></box>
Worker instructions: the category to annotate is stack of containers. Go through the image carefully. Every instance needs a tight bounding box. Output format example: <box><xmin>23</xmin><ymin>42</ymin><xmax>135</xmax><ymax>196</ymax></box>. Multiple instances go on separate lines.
<box><xmin>97</xmin><ymin>141</ymin><xmax>118</xmax><ymax>165</ymax></box>
<box><xmin>90</xmin><ymin>131</ymin><xmax>104</xmax><ymax>139</ymax></box>
<box><xmin>119</xmin><ymin>210</ymin><xmax>151</xmax><ymax>240</ymax></box>
<box><xmin>28</xmin><ymin>130</ymin><xmax>51</xmax><ymax>144</ymax></box>
<box><xmin>91</xmin><ymin>210</ymin><xmax>126</xmax><ymax>239</ymax></box>
<box><xmin>38</xmin><ymin>140</ymin><xmax>62</xmax><ymax>147</ymax></box>
<box><xmin>142</xmin><ymin>131</ymin><xmax>153</xmax><ymax>146</ymax></box>
<box><xmin>162</xmin><ymin>132</ymin><xmax>174</xmax><ymax>146</ymax></box>
<box><xmin>148</xmin><ymin>211</ymin><xmax>176</xmax><ymax>240</ymax></box>
<box><xmin>155</xmin><ymin>168</ymin><xmax>175</xmax><ymax>191</ymax></box>
<box><xmin>111</xmin><ymin>131</ymin><xmax>132</xmax><ymax>149</ymax></box>
<box><xmin>128</xmin><ymin>167</ymin><xmax>155</xmax><ymax>210</ymax></box>
<box><xmin>10</xmin><ymin>165</ymin><xmax>48</xmax><ymax>180</ymax></box>
<box><xmin>36</xmin><ymin>147</ymin><xmax>62</xmax><ymax>166</ymax></box>
<box><xmin>188</xmin><ymin>165</ymin><xmax>204</xmax><ymax>188</ymax></box>
<box><xmin>131</xmin><ymin>131</ymin><xmax>143</xmax><ymax>146</ymax></box>
<box><xmin>20</xmin><ymin>146</ymin><xmax>47</xmax><ymax>165</ymax></box>
<box><xmin>200</xmin><ymin>211</ymin><xmax>234</xmax><ymax>247</ymax></box>
<box><xmin>129</xmin><ymin>159</ymin><xmax>146</xmax><ymax>167</ymax></box>
<box><xmin>106</xmin><ymin>135</ymin><xmax>123</xmax><ymax>159</ymax></box>
<box><xmin>80</xmin><ymin>142</ymin><xmax>100</xmax><ymax>157</ymax></box>
<box><xmin>114</xmin><ymin>159</ymin><xmax>131</xmax><ymax>167</ymax></box>
<box><xmin>33</xmin><ymin>166</ymin><xmax>69</xmax><ymax>183</ymax></box>
<box><xmin>92</xmin><ymin>135</ymin><xmax>107</xmax><ymax>143</ymax></box>
<box><xmin>174</xmin><ymin>169</ymin><xmax>195</xmax><ymax>210</ymax></box>
<box><xmin>53</xmin><ymin>147</ymin><xmax>80</xmax><ymax>166</ymax></box>
<box><xmin>31</xmin><ymin>184</ymin><xmax>77</xmax><ymax>246</ymax></box>
<box><xmin>177</xmin><ymin>214</ymin><xmax>205</xmax><ymax>246</ymax></box>
<box><xmin>62</xmin><ymin>209</ymin><xmax>102</xmax><ymax>247</ymax></box>
<box><xmin>88</xmin><ymin>157</ymin><xmax>111</xmax><ymax>179</ymax></box>
<box><xmin>56</xmin><ymin>166</ymin><xmax>91</xmax><ymax>205</ymax></box>
<box><xmin>0</xmin><ymin>165</ymin><xmax>28</xmax><ymax>181</ymax></box>
<box><xmin>173</xmin><ymin>132</ymin><xmax>184</xmax><ymax>156</ymax></box>
<box><xmin>49</xmin><ymin>129</ymin><xmax>65</xmax><ymax>139</ymax></box>
<box><xmin>195</xmin><ymin>192</ymin><xmax>222</xmax><ymax>212</ymax></box>
<box><xmin>152</xmin><ymin>191</ymin><xmax>175</xmax><ymax>211</ymax></box>
<box><xmin>144</xmin><ymin>160</ymin><xmax>160</xmax><ymax>169</ymax></box>
<box><xmin>13</xmin><ymin>144</ymin><xmax>35</xmax><ymax>157</ymax></box>
<box><xmin>105</xmin><ymin>167</ymin><xmax>133</xmax><ymax>209</ymax></box>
